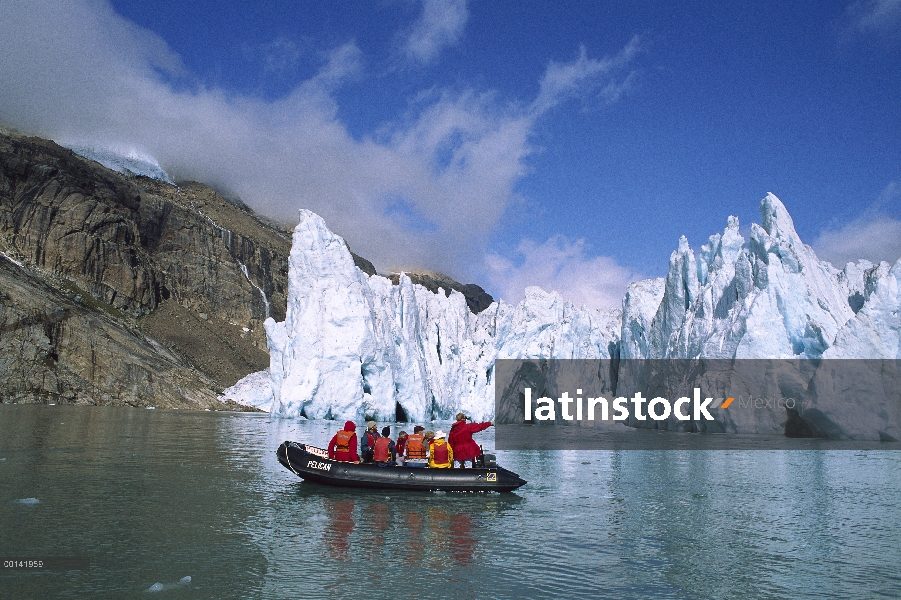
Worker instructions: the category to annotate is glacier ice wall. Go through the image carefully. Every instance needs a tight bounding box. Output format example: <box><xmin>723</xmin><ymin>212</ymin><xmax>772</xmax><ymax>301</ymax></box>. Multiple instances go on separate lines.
<box><xmin>264</xmin><ymin>210</ymin><xmax>619</xmax><ymax>422</ymax></box>
<box><xmin>258</xmin><ymin>194</ymin><xmax>900</xmax><ymax>434</ymax></box>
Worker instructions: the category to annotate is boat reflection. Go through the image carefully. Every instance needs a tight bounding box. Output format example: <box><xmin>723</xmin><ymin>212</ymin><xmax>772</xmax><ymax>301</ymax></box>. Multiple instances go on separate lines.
<box><xmin>294</xmin><ymin>485</ymin><xmax>523</xmax><ymax>566</ymax></box>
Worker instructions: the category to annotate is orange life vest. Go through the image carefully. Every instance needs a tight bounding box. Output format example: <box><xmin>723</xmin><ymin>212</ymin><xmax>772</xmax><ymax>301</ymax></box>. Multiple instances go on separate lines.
<box><xmin>406</xmin><ymin>434</ymin><xmax>426</xmax><ymax>459</ymax></box>
<box><xmin>432</xmin><ymin>441</ymin><xmax>449</xmax><ymax>465</ymax></box>
<box><xmin>335</xmin><ymin>430</ymin><xmax>353</xmax><ymax>453</ymax></box>
<box><xmin>373</xmin><ymin>437</ymin><xmax>392</xmax><ymax>462</ymax></box>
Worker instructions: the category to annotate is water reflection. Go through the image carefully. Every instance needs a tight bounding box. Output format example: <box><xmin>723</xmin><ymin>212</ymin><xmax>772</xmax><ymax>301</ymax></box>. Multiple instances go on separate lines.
<box><xmin>323</xmin><ymin>499</ymin><xmax>355</xmax><ymax>561</ymax></box>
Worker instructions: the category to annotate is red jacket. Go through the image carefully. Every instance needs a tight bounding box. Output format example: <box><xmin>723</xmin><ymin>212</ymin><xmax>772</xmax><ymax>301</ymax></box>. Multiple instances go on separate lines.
<box><xmin>328</xmin><ymin>421</ymin><xmax>360</xmax><ymax>462</ymax></box>
<box><xmin>448</xmin><ymin>420</ymin><xmax>492</xmax><ymax>461</ymax></box>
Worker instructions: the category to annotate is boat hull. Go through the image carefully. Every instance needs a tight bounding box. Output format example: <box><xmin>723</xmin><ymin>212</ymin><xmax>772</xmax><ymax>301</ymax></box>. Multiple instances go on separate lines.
<box><xmin>277</xmin><ymin>441</ymin><xmax>526</xmax><ymax>492</ymax></box>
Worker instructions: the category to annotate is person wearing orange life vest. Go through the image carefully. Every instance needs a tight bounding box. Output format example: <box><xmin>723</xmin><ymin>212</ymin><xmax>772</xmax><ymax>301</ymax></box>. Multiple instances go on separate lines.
<box><xmin>405</xmin><ymin>425</ymin><xmax>428</xmax><ymax>468</ymax></box>
<box><xmin>327</xmin><ymin>421</ymin><xmax>360</xmax><ymax>462</ymax></box>
<box><xmin>428</xmin><ymin>430</ymin><xmax>453</xmax><ymax>469</ymax></box>
<box><xmin>373</xmin><ymin>426</ymin><xmax>396</xmax><ymax>468</ymax></box>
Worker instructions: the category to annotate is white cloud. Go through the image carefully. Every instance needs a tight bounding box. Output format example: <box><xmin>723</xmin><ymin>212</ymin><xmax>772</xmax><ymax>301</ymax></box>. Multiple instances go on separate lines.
<box><xmin>813</xmin><ymin>196</ymin><xmax>901</xmax><ymax>268</ymax></box>
<box><xmin>531</xmin><ymin>37</ymin><xmax>641</xmax><ymax>115</ymax></box>
<box><xmin>484</xmin><ymin>236</ymin><xmax>644</xmax><ymax>310</ymax></box>
<box><xmin>845</xmin><ymin>0</ymin><xmax>901</xmax><ymax>35</ymax></box>
<box><xmin>401</xmin><ymin>0</ymin><xmax>468</xmax><ymax>65</ymax></box>
<box><xmin>0</xmin><ymin>0</ymin><xmax>640</xmax><ymax>286</ymax></box>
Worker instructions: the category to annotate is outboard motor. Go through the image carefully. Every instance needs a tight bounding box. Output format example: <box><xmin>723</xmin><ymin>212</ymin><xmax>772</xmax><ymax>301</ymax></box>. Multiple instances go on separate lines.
<box><xmin>477</xmin><ymin>453</ymin><xmax>497</xmax><ymax>468</ymax></box>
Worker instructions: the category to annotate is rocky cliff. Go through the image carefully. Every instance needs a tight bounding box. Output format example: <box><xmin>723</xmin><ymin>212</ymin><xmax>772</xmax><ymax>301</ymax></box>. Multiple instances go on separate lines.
<box><xmin>0</xmin><ymin>130</ymin><xmax>291</xmax><ymax>406</ymax></box>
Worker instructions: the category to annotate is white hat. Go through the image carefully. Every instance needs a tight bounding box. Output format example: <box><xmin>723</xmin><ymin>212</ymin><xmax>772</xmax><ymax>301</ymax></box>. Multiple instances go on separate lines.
<box><xmin>435</xmin><ymin>430</ymin><xmax>446</xmax><ymax>439</ymax></box>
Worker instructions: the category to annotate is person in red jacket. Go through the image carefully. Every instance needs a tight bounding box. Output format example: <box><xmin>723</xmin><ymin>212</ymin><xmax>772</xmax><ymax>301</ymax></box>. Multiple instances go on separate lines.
<box><xmin>327</xmin><ymin>421</ymin><xmax>360</xmax><ymax>462</ymax></box>
<box><xmin>448</xmin><ymin>413</ymin><xmax>493</xmax><ymax>468</ymax></box>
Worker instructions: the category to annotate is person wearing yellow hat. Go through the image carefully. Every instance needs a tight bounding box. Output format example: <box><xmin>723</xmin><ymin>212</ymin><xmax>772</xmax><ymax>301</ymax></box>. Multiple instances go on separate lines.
<box><xmin>428</xmin><ymin>430</ymin><xmax>453</xmax><ymax>468</ymax></box>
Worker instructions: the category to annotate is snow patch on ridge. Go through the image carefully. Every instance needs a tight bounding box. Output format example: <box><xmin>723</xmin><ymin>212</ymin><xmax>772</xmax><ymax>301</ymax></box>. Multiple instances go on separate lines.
<box><xmin>65</xmin><ymin>145</ymin><xmax>175</xmax><ymax>184</ymax></box>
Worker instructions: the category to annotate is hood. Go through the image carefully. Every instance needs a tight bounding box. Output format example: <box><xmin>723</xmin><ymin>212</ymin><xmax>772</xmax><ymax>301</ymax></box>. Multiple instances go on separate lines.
<box><xmin>343</xmin><ymin>420</ymin><xmax>356</xmax><ymax>431</ymax></box>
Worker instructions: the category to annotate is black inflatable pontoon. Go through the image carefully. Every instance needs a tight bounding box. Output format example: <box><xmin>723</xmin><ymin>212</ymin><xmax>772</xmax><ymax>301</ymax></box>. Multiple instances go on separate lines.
<box><xmin>277</xmin><ymin>441</ymin><xmax>526</xmax><ymax>492</ymax></box>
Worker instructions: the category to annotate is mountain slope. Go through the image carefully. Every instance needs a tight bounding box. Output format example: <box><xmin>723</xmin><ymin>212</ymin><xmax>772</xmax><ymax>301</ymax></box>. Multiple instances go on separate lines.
<box><xmin>0</xmin><ymin>130</ymin><xmax>290</xmax><ymax>404</ymax></box>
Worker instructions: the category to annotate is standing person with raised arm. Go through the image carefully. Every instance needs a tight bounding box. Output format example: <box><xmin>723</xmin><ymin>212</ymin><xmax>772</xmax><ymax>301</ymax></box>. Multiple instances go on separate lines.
<box><xmin>448</xmin><ymin>413</ymin><xmax>493</xmax><ymax>468</ymax></box>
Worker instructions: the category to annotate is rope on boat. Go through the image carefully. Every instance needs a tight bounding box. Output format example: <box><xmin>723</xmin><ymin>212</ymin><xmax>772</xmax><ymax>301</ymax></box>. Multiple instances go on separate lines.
<box><xmin>283</xmin><ymin>444</ymin><xmax>302</xmax><ymax>476</ymax></box>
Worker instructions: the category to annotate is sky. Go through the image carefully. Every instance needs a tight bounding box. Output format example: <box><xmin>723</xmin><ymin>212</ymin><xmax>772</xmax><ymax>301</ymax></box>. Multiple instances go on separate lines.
<box><xmin>1</xmin><ymin>0</ymin><xmax>899</xmax><ymax>309</ymax></box>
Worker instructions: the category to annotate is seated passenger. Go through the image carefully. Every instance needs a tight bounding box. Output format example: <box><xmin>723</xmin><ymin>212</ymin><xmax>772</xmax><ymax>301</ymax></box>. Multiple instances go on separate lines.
<box><xmin>373</xmin><ymin>426</ymin><xmax>396</xmax><ymax>468</ymax></box>
<box><xmin>394</xmin><ymin>431</ymin><xmax>408</xmax><ymax>466</ymax></box>
<box><xmin>428</xmin><ymin>430</ymin><xmax>453</xmax><ymax>469</ymax></box>
<box><xmin>405</xmin><ymin>426</ymin><xmax>428</xmax><ymax>468</ymax></box>
<box><xmin>327</xmin><ymin>420</ymin><xmax>360</xmax><ymax>462</ymax></box>
<box><xmin>360</xmin><ymin>421</ymin><xmax>379</xmax><ymax>463</ymax></box>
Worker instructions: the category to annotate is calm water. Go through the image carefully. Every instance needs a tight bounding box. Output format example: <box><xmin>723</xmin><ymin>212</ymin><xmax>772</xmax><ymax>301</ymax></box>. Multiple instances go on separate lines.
<box><xmin>1</xmin><ymin>405</ymin><xmax>900</xmax><ymax>599</ymax></box>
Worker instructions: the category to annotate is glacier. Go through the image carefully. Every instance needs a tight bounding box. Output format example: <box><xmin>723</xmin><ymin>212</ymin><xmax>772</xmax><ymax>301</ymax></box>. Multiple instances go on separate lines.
<box><xmin>221</xmin><ymin>194</ymin><xmax>900</xmax><ymax>438</ymax></box>
<box><xmin>258</xmin><ymin>209</ymin><xmax>619</xmax><ymax>423</ymax></box>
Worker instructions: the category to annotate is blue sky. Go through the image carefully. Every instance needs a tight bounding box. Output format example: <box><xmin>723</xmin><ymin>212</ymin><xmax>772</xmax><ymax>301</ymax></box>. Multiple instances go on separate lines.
<box><xmin>1</xmin><ymin>1</ymin><xmax>899</xmax><ymax>308</ymax></box>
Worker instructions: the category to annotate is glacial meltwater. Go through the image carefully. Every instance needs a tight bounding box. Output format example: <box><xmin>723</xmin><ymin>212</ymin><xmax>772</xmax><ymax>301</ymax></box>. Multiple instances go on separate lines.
<box><xmin>1</xmin><ymin>405</ymin><xmax>900</xmax><ymax>599</ymax></box>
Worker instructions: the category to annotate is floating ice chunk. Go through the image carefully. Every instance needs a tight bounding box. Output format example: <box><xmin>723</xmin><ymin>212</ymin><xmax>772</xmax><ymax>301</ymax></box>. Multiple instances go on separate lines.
<box><xmin>13</xmin><ymin>498</ymin><xmax>39</xmax><ymax>505</ymax></box>
<box><xmin>147</xmin><ymin>576</ymin><xmax>191</xmax><ymax>592</ymax></box>
<box><xmin>146</xmin><ymin>407</ymin><xmax>156</xmax><ymax>410</ymax></box>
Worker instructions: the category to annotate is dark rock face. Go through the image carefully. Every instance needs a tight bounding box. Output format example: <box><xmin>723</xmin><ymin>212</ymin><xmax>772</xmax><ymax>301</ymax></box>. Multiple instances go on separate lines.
<box><xmin>387</xmin><ymin>271</ymin><xmax>494</xmax><ymax>314</ymax></box>
<box><xmin>350</xmin><ymin>250</ymin><xmax>377</xmax><ymax>277</ymax></box>
<box><xmin>0</xmin><ymin>256</ymin><xmax>221</xmax><ymax>407</ymax></box>
<box><xmin>0</xmin><ymin>131</ymin><xmax>290</xmax><ymax>405</ymax></box>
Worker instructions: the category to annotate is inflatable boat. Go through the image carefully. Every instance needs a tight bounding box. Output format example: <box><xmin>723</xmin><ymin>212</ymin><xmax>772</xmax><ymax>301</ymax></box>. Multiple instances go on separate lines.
<box><xmin>277</xmin><ymin>441</ymin><xmax>526</xmax><ymax>492</ymax></box>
